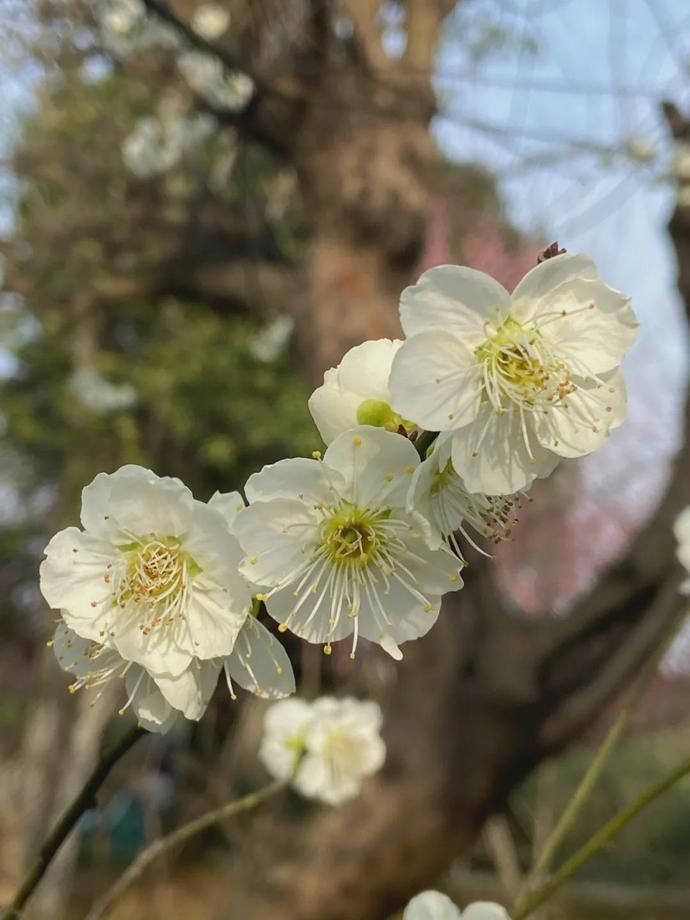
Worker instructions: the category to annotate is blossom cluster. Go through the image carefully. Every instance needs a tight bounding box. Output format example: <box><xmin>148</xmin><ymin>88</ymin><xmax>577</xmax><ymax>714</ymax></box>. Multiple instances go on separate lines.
<box><xmin>42</xmin><ymin>467</ymin><xmax>295</xmax><ymax>732</ymax></box>
<box><xmin>403</xmin><ymin>890</ymin><xmax>510</xmax><ymax>920</ymax></box>
<box><xmin>41</xmin><ymin>252</ymin><xmax>637</xmax><ymax>740</ymax></box>
<box><xmin>259</xmin><ymin>696</ymin><xmax>386</xmax><ymax>805</ymax></box>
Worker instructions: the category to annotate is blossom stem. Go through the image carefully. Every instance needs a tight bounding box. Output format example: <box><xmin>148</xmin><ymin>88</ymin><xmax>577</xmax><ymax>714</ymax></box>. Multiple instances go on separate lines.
<box><xmin>414</xmin><ymin>430</ymin><xmax>438</xmax><ymax>458</ymax></box>
<box><xmin>511</xmin><ymin>752</ymin><xmax>690</xmax><ymax>920</ymax></box>
<box><xmin>523</xmin><ymin>622</ymin><xmax>678</xmax><ymax>894</ymax></box>
<box><xmin>1</xmin><ymin>724</ymin><xmax>146</xmax><ymax>920</ymax></box>
<box><xmin>83</xmin><ymin>777</ymin><xmax>290</xmax><ymax>920</ymax></box>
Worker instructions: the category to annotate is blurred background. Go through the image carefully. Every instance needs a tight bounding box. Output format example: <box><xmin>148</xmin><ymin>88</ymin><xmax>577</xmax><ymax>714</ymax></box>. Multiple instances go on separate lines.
<box><xmin>1</xmin><ymin>1</ymin><xmax>690</xmax><ymax>918</ymax></box>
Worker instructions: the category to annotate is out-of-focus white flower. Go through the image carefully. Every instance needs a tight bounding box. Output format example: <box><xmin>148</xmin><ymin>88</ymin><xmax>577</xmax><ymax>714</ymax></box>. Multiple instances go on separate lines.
<box><xmin>53</xmin><ymin>621</ymin><xmax>217</xmax><ymax>733</ymax></box>
<box><xmin>249</xmin><ymin>315</ymin><xmax>294</xmax><ymax>363</ymax></box>
<box><xmin>122</xmin><ymin>111</ymin><xmax>215</xmax><ymax>178</ymax></box>
<box><xmin>390</xmin><ymin>254</ymin><xmax>638</xmax><ymax>495</ymax></box>
<box><xmin>102</xmin><ymin>0</ymin><xmax>143</xmax><ymax>36</ymax></box>
<box><xmin>177</xmin><ymin>51</ymin><xmax>254</xmax><ymax>110</ymax></box>
<box><xmin>674</xmin><ymin>506</ymin><xmax>690</xmax><ymax>594</ymax></box>
<box><xmin>403</xmin><ymin>892</ymin><xmax>510</xmax><ymax>920</ymax></box>
<box><xmin>68</xmin><ymin>368</ymin><xmax>137</xmax><ymax>412</ymax></box>
<box><xmin>260</xmin><ymin>696</ymin><xmax>386</xmax><ymax>805</ymax></box>
<box><xmin>41</xmin><ymin>465</ymin><xmax>252</xmax><ymax>680</ymax></box>
<box><xmin>258</xmin><ymin>697</ymin><xmax>313</xmax><ymax>780</ymax></box>
<box><xmin>308</xmin><ymin>339</ymin><xmax>405</xmax><ymax>445</ymax></box>
<box><xmin>409</xmin><ymin>433</ymin><xmax>519</xmax><ymax>561</ymax></box>
<box><xmin>403</xmin><ymin>891</ymin><xmax>461</xmax><ymax>920</ymax></box>
<box><xmin>192</xmin><ymin>3</ymin><xmax>230</xmax><ymax>39</ymax></box>
<box><xmin>101</xmin><ymin>0</ymin><xmax>181</xmax><ymax>55</ymax></box>
<box><xmin>234</xmin><ymin>426</ymin><xmax>464</xmax><ymax>660</ymax></box>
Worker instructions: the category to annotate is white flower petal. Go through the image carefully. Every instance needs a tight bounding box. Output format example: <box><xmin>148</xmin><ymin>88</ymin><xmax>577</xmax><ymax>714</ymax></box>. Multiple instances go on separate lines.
<box><xmin>208</xmin><ymin>489</ymin><xmax>246</xmax><ymax>529</ymax></box>
<box><xmin>535</xmin><ymin>370</ymin><xmax>627</xmax><ymax>458</ymax></box>
<box><xmin>244</xmin><ymin>457</ymin><xmax>337</xmax><ymax>506</ymax></box>
<box><xmin>235</xmin><ymin>499</ymin><xmax>318</xmax><ymax>588</ymax></box>
<box><xmin>535</xmin><ymin>277</ymin><xmax>638</xmax><ymax>374</ymax></box>
<box><xmin>323</xmin><ymin>426</ymin><xmax>420</xmax><ymax>508</ymax></box>
<box><xmin>153</xmin><ymin>659</ymin><xmax>221</xmax><ymax>720</ymax></box>
<box><xmin>125</xmin><ymin>668</ymin><xmax>179</xmax><ymax>734</ymax></box>
<box><xmin>259</xmin><ymin>697</ymin><xmax>313</xmax><ymax>779</ymax></box>
<box><xmin>403</xmin><ymin>890</ymin><xmax>462</xmax><ymax>920</ymax></box>
<box><xmin>450</xmin><ymin>405</ymin><xmax>560</xmax><ymax>495</ymax></box>
<box><xmin>400</xmin><ymin>265</ymin><xmax>511</xmax><ymax>344</ymax></box>
<box><xmin>40</xmin><ymin>528</ymin><xmax>116</xmax><ymax>640</ymax></box>
<box><xmin>337</xmin><ymin>338</ymin><xmax>402</xmax><ymax>396</ymax></box>
<box><xmin>223</xmin><ymin>616</ymin><xmax>296</xmax><ymax>699</ymax></box>
<box><xmin>308</xmin><ymin>378</ymin><xmax>362</xmax><ymax>445</ymax></box>
<box><xmin>81</xmin><ymin>466</ymin><xmax>194</xmax><ymax>540</ymax></box>
<box><xmin>511</xmin><ymin>252</ymin><xmax>598</xmax><ymax>320</ymax></box>
<box><xmin>389</xmin><ymin>332</ymin><xmax>483</xmax><ymax>432</ymax></box>
<box><xmin>462</xmin><ymin>903</ymin><xmax>511</xmax><ymax>920</ymax></box>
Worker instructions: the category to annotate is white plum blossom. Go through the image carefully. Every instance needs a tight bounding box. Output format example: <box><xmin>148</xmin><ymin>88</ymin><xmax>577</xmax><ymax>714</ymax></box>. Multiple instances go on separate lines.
<box><xmin>674</xmin><ymin>506</ymin><xmax>690</xmax><ymax>595</ymax></box>
<box><xmin>68</xmin><ymin>368</ymin><xmax>137</xmax><ymax>413</ymax></box>
<box><xmin>234</xmin><ymin>426</ymin><xmax>464</xmax><ymax>660</ymax></box>
<box><xmin>409</xmin><ymin>433</ymin><xmax>519</xmax><ymax>560</ymax></box>
<box><xmin>390</xmin><ymin>253</ymin><xmax>638</xmax><ymax>495</ymax></box>
<box><xmin>122</xmin><ymin>111</ymin><xmax>214</xmax><ymax>178</ymax></box>
<box><xmin>403</xmin><ymin>892</ymin><xmax>510</xmax><ymax>920</ymax></box>
<box><xmin>177</xmin><ymin>51</ymin><xmax>254</xmax><ymax>110</ymax></box>
<box><xmin>52</xmin><ymin>621</ymin><xmax>217</xmax><ymax>733</ymax></box>
<box><xmin>308</xmin><ymin>339</ymin><xmax>405</xmax><ymax>445</ymax></box>
<box><xmin>192</xmin><ymin>3</ymin><xmax>230</xmax><ymax>39</ymax></box>
<box><xmin>258</xmin><ymin>697</ymin><xmax>313</xmax><ymax>781</ymax></box>
<box><xmin>40</xmin><ymin>465</ymin><xmax>252</xmax><ymax>681</ymax></box>
<box><xmin>101</xmin><ymin>0</ymin><xmax>181</xmax><ymax>55</ymax></box>
<box><xmin>249</xmin><ymin>315</ymin><xmax>294</xmax><ymax>363</ymax></box>
<box><xmin>403</xmin><ymin>891</ymin><xmax>461</xmax><ymax>920</ymax></box>
<box><xmin>260</xmin><ymin>696</ymin><xmax>386</xmax><ymax>805</ymax></box>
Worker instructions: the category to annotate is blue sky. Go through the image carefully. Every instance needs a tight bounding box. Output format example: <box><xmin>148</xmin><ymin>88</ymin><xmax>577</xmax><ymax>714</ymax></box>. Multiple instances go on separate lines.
<box><xmin>436</xmin><ymin>0</ymin><xmax>690</xmax><ymax>516</ymax></box>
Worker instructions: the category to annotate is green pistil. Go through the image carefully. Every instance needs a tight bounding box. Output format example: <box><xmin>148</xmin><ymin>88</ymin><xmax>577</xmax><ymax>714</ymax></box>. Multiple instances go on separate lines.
<box><xmin>356</xmin><ymin>398</ymin><xmax>404</xmax><ymax>432</ymax></box>
<box><xmin>320</xmin><ymin>502</ymin><xmax>387</xmax><ymax>568</ymax></box>
<box><xmin>431</xmin><ymin>459</ymin><xmax>455</xmax><ymax>494</ymax></box>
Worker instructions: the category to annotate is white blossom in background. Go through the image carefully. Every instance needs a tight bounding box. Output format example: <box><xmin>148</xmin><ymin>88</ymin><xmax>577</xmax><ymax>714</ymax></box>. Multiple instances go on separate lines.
<box><xmin>41</xmin><ymin>465</ymin><xmax>252</xmax><ymax>680</ymax></box>
<box><xmin>249</xmin><ymin>315</ymin><xmax>294</xmax><ymax>363</ymax></box>
<box><xmin>390</xmin><ymin>253</ymin><xmax>638</xmax><ymax>495</ymax></box>
<box><xmin>234</xmin><ymin>426</ymin><xmax>464</xmax><ymax>660</ymax></box>
<box><xmin>403</xmin><ymin>891</ymin><xmax>510</xmax><ymax>920</ymax></box>
<box><xmin>192</xmin><ymin>3</ymin><xmax>230</xmax><ymax>39</ymax></box>
<box><xmin>177</xmin><ymin>51</ymin><xmax>254</xmax><ymax>111</ymax></box>
<box><xmin>258</xmin><ymin>697</ymin><xmax>313</xmax><ymax>780</ymax></box>
<box><xmin>260</xmin><ymin>696</ymin><xmax>386</xmax><ymax>805</ymax></box>
<box><xmin>403</xmin><ymin>891</ymin><xmax>461</xmax><ymax>920</ymax></box>
<box><xmin>68</xmin><ymin>368</ymin><xmax>137</xmax><ymax>413</ymax></box>
<box><xmin>122</xmin><ymin>111</ymin><xmax>215</xmax><ymax>178</ymax></box>
<box><xmin>674</xmin><ymin>506</ymin><xmax>690</xmax><ymax>594</ymax></box>
<box><xmin>101</xmin><ymin>0</ymin><xmax>181</xmax><ymax>55</ymax></box>
<box><xmin>308</xmin><ymin>339</ymin><xmax>405</xmax><ymax>445</ymax></box>
<box><xmin>409</xmin><ymin>433</ymin><xmax>519</xmax><ymax>561</ymax></box>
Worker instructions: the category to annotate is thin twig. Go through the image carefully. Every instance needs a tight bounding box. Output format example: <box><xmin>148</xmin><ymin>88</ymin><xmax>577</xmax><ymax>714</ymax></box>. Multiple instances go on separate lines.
<box><xmin>1</xmin><ymin>724</ymin><xmax>146</xmax><ymax>920</ymax></box>
<box><xmin>512</xmin><ymin>753</ymin><xmax>690</xmax><ymax>920</ymax></box>
<box><xmin>83</xmin><ymin>777</ymin><xmax>289</xmax><ymax>920</ymax></box>
<box><xmin>525</xmin><ymin>620</ymin><xmax>678</xmax><ymax>889</ymax></box>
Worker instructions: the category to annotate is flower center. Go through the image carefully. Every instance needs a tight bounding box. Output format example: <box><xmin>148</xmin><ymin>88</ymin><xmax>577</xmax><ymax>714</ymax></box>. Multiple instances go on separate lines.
<box><xmin>476</xmin><ymin>317</ymin><xmax>574</xmax><ymax>411</ymax></box>
<box><xmin>113</xmin><ymin>536</ymin><xmax>200</xmax><ymax>630</ymax></box>
<box><xmin>320</xmin><ymin>504</ymin><xmax>385</xmax><ymax>567</ymax></box>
